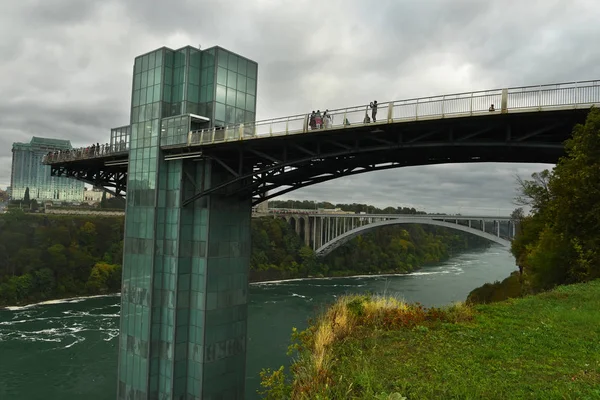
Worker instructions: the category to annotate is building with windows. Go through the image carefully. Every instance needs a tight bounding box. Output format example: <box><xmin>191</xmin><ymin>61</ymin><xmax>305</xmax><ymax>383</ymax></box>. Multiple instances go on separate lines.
<box><xmin>11</xmin><ymin>137</ymin><xmax>84</xmax><ymax>202</ymax></box>
<box><xmin>83</xmin><ymin>187</ymin><xmax>113</xmax><ymax>205</ymax></box>
<box><xmin>116</xmin><ymin>45</ymin><xmax>258</xmax><ymax>400</ymax></box>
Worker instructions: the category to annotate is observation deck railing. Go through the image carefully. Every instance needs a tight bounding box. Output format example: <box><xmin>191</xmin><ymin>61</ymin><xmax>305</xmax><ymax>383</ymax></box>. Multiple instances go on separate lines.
<box><xmin>43</xmin><ymin>80</ymin><xmax>600</xmax><ymax>164</ymax></box>
<box><xmin>188</xmin><ymin>80</ymin><xmax>600</xmax><ymax>146</ymax></box>
<box><xmin>43</xmin><ymin>143</ymin><xmax>129</xmax><ymax>164</ymax></box>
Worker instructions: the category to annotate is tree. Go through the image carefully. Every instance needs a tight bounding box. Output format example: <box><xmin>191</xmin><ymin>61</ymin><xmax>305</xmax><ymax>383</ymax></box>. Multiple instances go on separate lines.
<box><xmin>511</xmin><ymin>107</ymin><xmax>600</xmax><ymax>290</ymax></box>
<box><xmin>23</xmin><ymin>187</ymin><xmax>30</xmax><ymax>205</ymax></box>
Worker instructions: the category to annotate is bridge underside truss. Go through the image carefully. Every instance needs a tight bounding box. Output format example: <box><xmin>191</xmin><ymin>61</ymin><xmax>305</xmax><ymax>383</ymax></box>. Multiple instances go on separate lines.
<box><xmin>50</xmin><ymin>159</ymin><xmax>128</xmax><ymax>198</ymax></box>
<box><xmin>174</xmin><ymin>109</ymin><xmax>588</xmax><ymax>206</ymax></box>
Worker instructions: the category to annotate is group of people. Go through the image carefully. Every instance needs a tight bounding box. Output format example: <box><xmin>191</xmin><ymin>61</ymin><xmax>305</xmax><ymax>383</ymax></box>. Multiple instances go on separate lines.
<box><xmin>308</xmin><ymin>110</ymin><xmax>333</xmax><ymax>130</ymax></box>
<box><xmin>45</xmin><ymin>141</ymin><xmax>127</xmax><ymax>163</ymax></box>
<box><xmin>308</xmin><ymin>100</ymin><xmax>379</xmax><ymax>130</ymax></box>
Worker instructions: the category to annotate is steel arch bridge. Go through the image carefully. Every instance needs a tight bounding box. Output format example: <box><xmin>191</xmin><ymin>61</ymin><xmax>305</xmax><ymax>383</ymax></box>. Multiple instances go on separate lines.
<box><xmin>260</xmin><ymin>211</ymin><xmax>514</xmax><ymax>257</ymax></box>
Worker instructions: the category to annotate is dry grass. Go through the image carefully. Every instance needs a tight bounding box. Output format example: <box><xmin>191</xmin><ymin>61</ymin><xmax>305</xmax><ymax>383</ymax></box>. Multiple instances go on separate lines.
<box><xmin>279</xmin><ymin>294</ymin><xmax>474</xmax><ymax>399</ymax></box>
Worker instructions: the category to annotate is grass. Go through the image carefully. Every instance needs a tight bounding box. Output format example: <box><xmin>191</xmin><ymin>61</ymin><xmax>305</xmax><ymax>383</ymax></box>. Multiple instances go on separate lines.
<box><xmin>261</xmin><ymin>280</ymin><xmax>600</xmax><ymax>399</ymax></box>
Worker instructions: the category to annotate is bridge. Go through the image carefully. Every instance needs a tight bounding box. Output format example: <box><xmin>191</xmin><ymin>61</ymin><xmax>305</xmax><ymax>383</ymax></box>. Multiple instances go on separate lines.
<box><xmin>40</xmin><ymin>44</ymin><xmax>600</xmax><ymax>400</ymax></box>
<box><xmin>256</xmin><ymin>210</ymin><xmax>515</xmax><ymax>256</ymax></box>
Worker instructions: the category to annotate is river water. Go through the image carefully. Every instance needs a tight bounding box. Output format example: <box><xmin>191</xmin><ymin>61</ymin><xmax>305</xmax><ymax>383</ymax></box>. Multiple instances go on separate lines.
<box><xmin>0</xmin><ymin>247</ymin><xmax>516</xmax><ymax>399</ymax></box>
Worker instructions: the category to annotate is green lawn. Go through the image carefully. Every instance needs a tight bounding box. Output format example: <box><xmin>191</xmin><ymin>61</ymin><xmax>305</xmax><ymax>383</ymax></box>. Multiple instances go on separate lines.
<box><xmin>300</xmin><ymin>281</ymin><xmax>600</xmax><ymax>399</ymax></box>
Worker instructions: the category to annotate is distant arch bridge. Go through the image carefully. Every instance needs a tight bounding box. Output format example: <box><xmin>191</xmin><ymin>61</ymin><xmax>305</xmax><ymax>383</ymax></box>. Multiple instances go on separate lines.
<box><xmin>254</xmin><ymin>211</ymin><xmax>514</xmax><ymax>257</ymax></box>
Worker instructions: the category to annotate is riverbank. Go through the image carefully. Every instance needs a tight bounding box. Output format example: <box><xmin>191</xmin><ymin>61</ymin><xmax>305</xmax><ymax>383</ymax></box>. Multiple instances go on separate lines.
<box><xmin>261</xmin><ymin>279</ymin><xmax>600</xmax><ymax>399</ymax></box>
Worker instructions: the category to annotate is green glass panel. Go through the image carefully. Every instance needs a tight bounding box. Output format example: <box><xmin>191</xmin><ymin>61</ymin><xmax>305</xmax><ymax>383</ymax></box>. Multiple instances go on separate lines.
<box><xmin>205</xmin><ymin>68</ymin><xmax>214</xmax><ymax>85</ymax></box>
<box><xmin>226</xmin><ymin>105</ymin><xmax>235</xmax><ymax>124</ymax></box>
<box><xmin>237</xmin><ymin>76</ymin><xmax>246</xmax><ymax>94</ymax></box>
<box><xmin>161</xmin><ymin>68</ymin><xmax>170</xmax><ymax>86</ymax></box>
<box><xmin>163</xmin><ymin>85</ymin><xmax>172</xmax><ymax>102</ymax></box>
<box><xmin>216</xmin><ymin>85</ymin><xmax>226</xmax><ymax>104</ymax></box>
<box><xmin>237</xmin><ymin>58</ymin><xmax>247</xmax><ymax>76</ymax></box>
<box><xmin>155</xmin><ymin>50</ymin><xmax>163</xmax><ymax>68</ymax></box>
<box><xmin>217</xmin><ymin>48</ymin><xmax>228</xmax><ymax>68</ymax></box>
<box><xmin>148</xmin><ymin>52</ymin><xmax>156</xmax><ymax>70</ymax></box>
<box><xmin>247</xmin><ymin>62</ymin><xmax>257</xmax><ymax>79</ymax></box>
<box><xmin>142</xmin><ymin>54</ymin><xmax>149</xmax><ymax>71</ymax></box>
<box><xmin>247</xmin><ymin>78</ymin><xmax>256</xmax><ymax>95</ymax></box>
<box><xmin>235</xmin><ymin>90</ymin><xmax>245</xmax><ymax>109</ymax></box>
<box><xmin>226</xmin><ymin>88</ymin><xmax>236</xmax><ymax>106</ymax></box>
<box><xmin>146</xmin><ymin>86</ymin><xmax>154</xmax><ymax>104</ymax></box>
<box><xmin>135</xmin><ymin>59</ymin><xmax>142</xmax><ymax>74</ymax></box>
<box><xmin>153</xmin><ymin>85</ymin><xmax>161</xmax><ymax>103</ymax></box>
<box><xmin>227</xmin><ymin>71</ymin><xmax>237</xmax><ymax>90</ymax></box>
<box><xmin>201</xmin><ymin>69</ymin><xmax>208</xmax><ymax>86</ymax></box>
<box><xmin>134</xmin><ymin>73</ymin><xmax>141</xmax><ymax>90</ymax></box>
<box><xmin>245</xmin><ymin>111</ymin><xmax>254</xmax><ymax>122</ymax></box>
<box><xmin>215</xmin><ymin>103</ymin><xmax>225</xmax><ymax>121</ymax></box>
<box><xmin>141</xmin><ymin>71</ymin><xmax>148</xmax><ymax>88</ymax></box>
<box><xmin>140</xmin><ymin>88</ymin><xmax>147</xmax><ymax>105</ymax></box>
<box><xmin>217</xmin><ymin>67</ymin><xmax>227</xmax><ymax>85</ymax></box>
<box><xmin>235</xmin><ymin>108</ymin><xmax>245</xmax><ymax>124</ymax></box>
<box><xmin>189</xmin><ymin>70</ymin><xmax>199</xmax><ymax>85</ymax></box>
<box><xmin>154</xmin><ymin>68</ymin><xmax>162</xmax><ymax>85</ymax></box>
<box><xmin>133</xmin><ymin>90</ymin><xmax>140</xmax><ymax>107</ymax></box>
<box><xmin>245</xmin><ymin>94</ymin><xmax>255</xmax><ymax>112</ymax></box>
<box><xmin>227</xmin><ymin>53</ymin><xmax>238</xmax><ymax>72</ymax></box>
<box><xmin>147</xmin><ymin>68</ymin><xmax>155</xmax><ymax>87</ymax></box>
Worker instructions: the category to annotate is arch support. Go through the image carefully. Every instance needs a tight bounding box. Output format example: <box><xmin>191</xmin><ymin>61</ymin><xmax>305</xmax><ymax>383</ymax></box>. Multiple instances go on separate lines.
<box><xmin>315</xmin><ymin>217</ymin><xmax>511</xmax><ymax>257</ymax></box>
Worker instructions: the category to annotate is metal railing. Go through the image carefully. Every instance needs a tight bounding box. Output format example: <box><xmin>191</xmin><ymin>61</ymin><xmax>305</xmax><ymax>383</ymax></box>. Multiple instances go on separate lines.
<box><xmin>43</xmin><ymin>142</ymin><xmax>129</xmax><ymax>164</ymax></box>
<box><xmin>188</xmin><ymin>80</ymin><xmax>600</xmax><ymax>146</ymax></box>
<box><xmin>44</xmin><ymin>80</ymin><xmax>600</xmax><ymax>165</ymax></box>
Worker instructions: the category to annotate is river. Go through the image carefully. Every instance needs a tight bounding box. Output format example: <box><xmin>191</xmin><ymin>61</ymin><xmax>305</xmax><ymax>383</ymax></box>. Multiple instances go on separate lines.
<box><xmin>0</xmin><ymin>246</ymin><xmax>516</xmax><ymax>399</ymax></box>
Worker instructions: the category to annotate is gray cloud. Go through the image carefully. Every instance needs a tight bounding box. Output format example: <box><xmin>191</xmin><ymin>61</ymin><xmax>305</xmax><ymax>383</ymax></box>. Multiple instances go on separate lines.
<box><xmin>1</xmin><ymin>0</ymin><xmax>598</xmax><ymax>214</ymax></box>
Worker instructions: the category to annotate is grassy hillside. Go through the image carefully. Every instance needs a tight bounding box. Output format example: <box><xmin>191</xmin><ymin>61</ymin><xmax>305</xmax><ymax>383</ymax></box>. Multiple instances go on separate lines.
<box><xmin>261</xmin><ymin>280</ymin><xmax>600</xmax><ymax>399</ymax></box>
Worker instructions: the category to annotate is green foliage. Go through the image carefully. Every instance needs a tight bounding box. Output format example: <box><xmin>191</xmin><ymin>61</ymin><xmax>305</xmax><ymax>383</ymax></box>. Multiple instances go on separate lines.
<box><xmin>0</xmin><ymin>214</ymin><xmax>124</xmax><ymax>306</ymax></box>
<box><xmin>466</xmin><ymin>271</ymin><xmax>524</xmax><ymax>304</ymax></box>
<box><xmin>512</xmin><ymin>108</ymin><xmax>600</xmax><ymax>292</ymax></box>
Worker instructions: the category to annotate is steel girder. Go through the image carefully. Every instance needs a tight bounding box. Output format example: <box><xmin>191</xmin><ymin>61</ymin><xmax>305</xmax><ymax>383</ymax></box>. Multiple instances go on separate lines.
<box><xmin>178</xmin><ymin>109</ymin><xmax>587</xmax><ymax>206</ymax></box>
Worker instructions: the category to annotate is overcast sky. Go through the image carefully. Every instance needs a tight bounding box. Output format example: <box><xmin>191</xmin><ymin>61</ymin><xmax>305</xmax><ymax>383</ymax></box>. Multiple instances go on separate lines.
<box><xmin>1</xmin><ymin>0</ymin><xmax>599</xmax><ymax>214</ymax></box>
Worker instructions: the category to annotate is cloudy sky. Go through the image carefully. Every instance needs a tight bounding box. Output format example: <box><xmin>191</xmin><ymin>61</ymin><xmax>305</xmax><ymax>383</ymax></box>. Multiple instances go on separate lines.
<box><xmin>1</xmin><ymin>0</ymin><xmax>599</xmax><ymax>214</ymax></box>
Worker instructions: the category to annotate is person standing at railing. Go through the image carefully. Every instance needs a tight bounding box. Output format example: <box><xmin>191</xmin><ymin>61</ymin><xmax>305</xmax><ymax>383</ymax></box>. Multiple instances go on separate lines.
<box><xmin>309</xmin><ymin>111</ymin><xmax>316</xmax><ymax>130</ymax></box>
<box><xmin>315</xmin><ymin>110</ymin><xmax>322</xmax><ymax>129</ymax></box>
<box><xmin>369</xmin><ymin>100</ymin><xmax>378</xmax><ymax>122</ymax></box>
<box><xmin>323</xmin><ymin>110</ymin><xmax>332</xmax><ymax>128</ymax></box>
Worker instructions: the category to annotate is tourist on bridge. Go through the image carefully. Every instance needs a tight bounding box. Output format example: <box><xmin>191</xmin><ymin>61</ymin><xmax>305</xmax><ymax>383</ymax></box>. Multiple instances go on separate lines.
<box><xmin>489</xmin><ymin>104</ymin><xmax>495</xmax><ymax>112</ymax></box>
<box><xmin>315</xmin><ymin>110</ymin><xmax>323</xmax><ymax>129</ymax></box>
<box><xmin>370</xmin><ymin>100</ymin><xmax>378</xmax><ymax>122</ymax></box>
<box><xmin>309</xmin><ymin>111</ymin><xmax>316</xmax><ymax>130</ymax></box>
<box><xmin>323</xmin><ymin>110</ymin><xmax>332</xmax><ymax>128</ymax></box>
<box><xmin>363</xmin><ymin>112</ymin><xmax>371</xmax><ymax>123</ymax></box>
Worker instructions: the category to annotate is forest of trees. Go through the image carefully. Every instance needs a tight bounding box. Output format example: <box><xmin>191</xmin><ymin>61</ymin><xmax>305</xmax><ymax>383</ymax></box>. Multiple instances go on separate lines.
<box><xmin>0</xmin><ymin>211</ymin><xmax>124</xmax><ymax>306</ymax></box>
<box><xmin>0</xmin><ymin>208</ymin><xmax>490</xmax><ymax>306</ymax></box>
<box><xmin>468</xmin><ymin>108</ymin><xmax>600</xmax><ymax>303</ymax></box>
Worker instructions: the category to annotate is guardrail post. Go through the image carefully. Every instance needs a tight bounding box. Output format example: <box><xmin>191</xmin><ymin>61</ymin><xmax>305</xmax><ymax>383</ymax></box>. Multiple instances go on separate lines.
<box><xmin>441</xmin><ymin>96</ymin><xmax>445</xmax><ymax>117</ymax></box>
<box><xmin>187</xmin><ymin>130</ymin><xmax>192</xmax><ymax>146</ymax></box>
<box><xmin>387</xmin><ymin>102</ymin><xmax>393</xmax><ymax>122</ymax></box>
<box><xmin>575</xmin><ymin>81</ymin><xmax>579</xmax><ymax>109</ymax></box>
<box><xmin>501</xmin><ymin>89</ymin><xmax>508</xmax><ymax>113</ymax></box>
<box><xmin>285</xmin><ymin>118</ymin><xmax>289</xmax><ymax>134</ymax></box>
<box><xmin>538</xmin><ymin>85</ymin><xmax>542</xmax><ymax>111</ymax></box>
<box><xmin>211</xmin><ymin>128</ymin><xmax>216</xmax><ymax>144</ymax></box>
<box><xmin>239</xmin><ymin>124</ymin><xmax>244</xmax><ymax>140</ymax></box>
<box><xmin>470</xmin><ymin>92</ymin><xmax>473</xmax><ymax>115</ymax></box>
<box><xmin>415</xmin><ymin>99</ymin><xmax>419</xmax><ymax>121</ymax></box>
<box><xmin>269</xmin><ymin>122</ymin><xmax>273</xmax><ymax>137</ymax></box>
